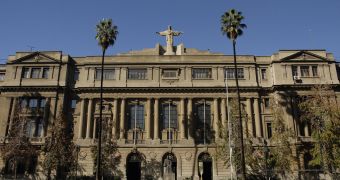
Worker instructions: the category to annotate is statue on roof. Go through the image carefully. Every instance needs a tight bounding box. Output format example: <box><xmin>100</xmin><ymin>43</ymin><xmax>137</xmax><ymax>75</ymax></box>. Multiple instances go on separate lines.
<box><xmin>157</xmin><ymin>26</ymin><xmax>183</xmax><ymax>55</ymax></box>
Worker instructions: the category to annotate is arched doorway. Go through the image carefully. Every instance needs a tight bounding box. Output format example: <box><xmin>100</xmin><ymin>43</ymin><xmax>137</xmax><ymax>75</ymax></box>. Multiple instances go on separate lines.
<box><xmin>162</xmin><ymin>152</ymin><xmax>177</xmax><ymax>180</ymax></box>
<box><xmin>198</xmin><ymin>152</ymin><xmax>212</xmax><ymax>180</ymax></box>
<box><xmin>126</xmin><ymin>152</ymin><xmax>143</xmax><ymax>180</ymax></box>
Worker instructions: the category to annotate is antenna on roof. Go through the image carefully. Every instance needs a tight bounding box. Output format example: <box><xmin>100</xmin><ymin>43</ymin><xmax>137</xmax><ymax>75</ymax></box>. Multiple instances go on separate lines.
<box><xmin>27</xmin><ymin>45</ymin><xmax>36</xmax><ymax>52</ymax></box>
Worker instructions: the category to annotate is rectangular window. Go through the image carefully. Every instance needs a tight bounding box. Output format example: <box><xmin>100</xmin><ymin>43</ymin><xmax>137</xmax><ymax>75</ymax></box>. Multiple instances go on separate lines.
<box><xmin>162</xmin><ymin>104</ymin><xmax>178</xmax><ymax>129</ymax></box>
<box><xmin>162</xmin><ymin>69</ymin><xmax>178</xmax><ymax>78</ymax></box>
<box><xmin>36</xmin><ymin>118</ymin><xmax>44</xmax><ymax>137</ymax></box>
<box><xmin>300</xmin><ymin>66</ymin><xmax>310</xmax><ymax>77</ymax></box>
<box><xmin>292</xmin><ymin>66</ymin><xmax>298</xmax><ymax>77</ymax></box>
<box><xmin>312</xmin><ymin>66</ymin><xmax>318</xmax><ymax>77</ymax></box>
<box><xmin>22</xmin><ymin>68</ymin><xmax>30</xmax><ymax>78</ymax></box>
<box><xmin>192</xmin><ymin>68</ymin><xmax>212</xmax><ymax>79</ymax></box>
<box><xmin>40</xmin><ymin>98</ymin><xmax>46</xmax><ymax>110</ymax></box>
<box><xmin>266</xmin><ymin>122</ymin><xmax>272</xmax><ymax>139</ymax></box>
<box><xmin>128</xmin><ymin>104</ymin><xmax>145</xmax><ymax>130</ymax></box>
<box><xmin>71</xmin><ymin>99</ymin><xmax>77</xmax><ymax>109</ymax></box>
<box><xmin>96</xmin><ymin>69</ymin><xmax>115</xmax><ymax>80</ymax></box>
<box><xmin>225</xmin><ymin>68</ymin><xmax>244</xmax><ymax>79</ymax></box>
<box><xmin>261</xmin><ymin>69</ymin><xmax>267</xmax><ymax>80</ymax></box>
<box><xmin>29</xmin><ymin>99</ymin><xmax>38</xmax><ymax>109</ymax></box>
<box><xmin>264</xmin><ymin>98</ymin><xmax>270</xmax><ymax>108</ymax></box>
<box><xmin>74</xmin><ymin>69</ymin><xmax>79</xmax><ymax>81</ymax></box>
<box><xmin>31</xmin><ymin>68</ymin><xmax>41</xmax><ymax>78</ymax></box>
<box><xmin>20</xmin><ymin>98</ymin><xmax>28</xmax><ymax>108</ymax></box>
<box><xmin>128</xmin><ymin>69</ymin><xmax>147</xmax><ymax>80</ymax></box>
<box><xmin>26</xmin><ymin>120</ymin><xmax>36</xmax><ymax>137</ymax></box>
<box><xmin>42</xmin><ymin>68</ymin><xmax>49</xmax><ymax>78</ymax></box>
<box><xmin>0</xmin><ymin>73</ymin><xmax>5</xmax><ymax>81</ymax></box>
<box><xmin>195</xmin><ymin>102</ymin><xmax>212</xmax><ymax>144</ymax></box>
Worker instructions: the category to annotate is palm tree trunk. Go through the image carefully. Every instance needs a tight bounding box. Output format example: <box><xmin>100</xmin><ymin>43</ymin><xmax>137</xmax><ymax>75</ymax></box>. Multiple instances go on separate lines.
<box><xmin>96</xmin><ymin>49</ymin><xmax>106</xmax><ymax>180</ymax></box>
<box><xmin>232</xmin><ymin>40</ymin><xmax>246</xmax><ymax>180</ymax></box>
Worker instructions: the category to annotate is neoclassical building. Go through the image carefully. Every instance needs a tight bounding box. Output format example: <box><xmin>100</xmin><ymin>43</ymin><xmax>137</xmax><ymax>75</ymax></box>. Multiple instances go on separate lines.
<box><xmin>0</xmin><ymin>33</ymin><xmax>339</xmax><ymax>179</ymax></box>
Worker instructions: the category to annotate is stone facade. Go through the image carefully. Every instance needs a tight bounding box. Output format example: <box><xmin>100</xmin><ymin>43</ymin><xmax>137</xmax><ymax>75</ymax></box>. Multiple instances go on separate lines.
<box><xmin>0</xmin><ymin>45</ymin><xmax>339</xmax><ymax>179</ymax></box>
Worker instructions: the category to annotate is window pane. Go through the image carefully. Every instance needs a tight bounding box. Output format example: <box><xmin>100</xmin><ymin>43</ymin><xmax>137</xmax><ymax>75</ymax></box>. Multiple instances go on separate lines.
<box><xmin>29</xmin><ymin>99</ymin><xmax>38</xmax><ymax>108</ymax></box>
<box><xmin>162</xmin><ymin>104</ymin><xmax>177</xmax><ymax>129</ymax></box>
<box><xmin>20</xmin><ymin>99</ymin><xmax>28</xmax><ymax>108</ymax></box>
<box><xmin>31</xmin><ymin>68</ymin><xmax>41</xmax><ymax>78</ymax></box>
<box><xmin>22</xmin><ymin>68</ymin><xmax>30</xmax><ymax>78</ymax></box>
<box><xmin>74</xmin><ymin>69</ymin><xmax>79</xmax><ymax>81</ymax></box>
<box><xmin>264</xmin><ymin>98</ymin><xmax>270</xmax><ymax>108</ymax></box>
<box><xmin>71</xmin><ymin>100</ymin><xmax>77</xmax><ymax>109</ymax></box>
<box><xmin>128</xmin><ymin>104</ymin><xmax>145</xmax><ymax>129</ymax></box>
<box><xmin>128</xmin><ymin>69</ymin><xmax>147</xmax><ymax>80</ymax></box>
<box><xmin>37</xmin><ymin>118</ymin><xmax>44</xmax><ymax>137</ymax></box>
<box><xmin>225</xmin><ymin>68</ymin><xmax>244</xmax><ymax>79</ymax></box>
<box><xmin>292</xmin><ymin>66</ymin><xmax>298</xmax><ymax>77</ymax></box>
<box><xmin>40</xmin><ymin>99</ymin><xmax>46</xmax><ymax>109</ymax></box>
<box><xmin>300</xmin><ymin>66</ymin><xmax>310</xmax><ymax>77</ymax></box>
<box><xmin>26</xmin><ymin>120</ymin><xmax>36</xmax><ymax>137</ymax></box>
<box><xmin>261</xmin><ymin>69</ymin><xmax>267</xmax><ymax>80</ymax></box>
<box><xmin>312</xmin><ymin>66</ymin><xmax>318</xmax><ymax>77</ymax></box>
<box><xmin>42</xmin><ymin>68</ymin><xmax>49</xmax><ymax>78</ymax></box>
<box><xmin>103</xmin><ymin>69</ymin><xmax>115</xmax><ymax>80</ymax></box>
<box><xmin>192</xmin><ymin>68</ymin><xmax>211</xmax><ymax>79</ymax></box>
<box><xmin>267</xmin><ymin>123</ymin><xmax>272</xmax><ymax>138</ymax></box>
<box><xmin>0</xmin><ymin>73</ymin><xmax>5</xmax><ymax>81</ymax></box>
<box><xmin>163</xmin><ymin>69</ymin><xmax>177</xmax><ymax>78</ymax></box>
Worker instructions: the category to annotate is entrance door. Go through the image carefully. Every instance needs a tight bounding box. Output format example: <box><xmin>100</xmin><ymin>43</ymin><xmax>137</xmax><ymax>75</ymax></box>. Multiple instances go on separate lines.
<box><xmin>198</xmin><ymin>153</ymin><xmax>212</xmax><ymax>180</ymax></box>
<box><xmin>126</xmin><ymin>153</ymin><xmax>142</xmax><ymax>180</ymax></box>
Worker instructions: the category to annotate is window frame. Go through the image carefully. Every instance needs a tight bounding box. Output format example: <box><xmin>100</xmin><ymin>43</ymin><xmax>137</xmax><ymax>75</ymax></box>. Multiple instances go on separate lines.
<box><xmin>192</xmin><ymin>68</ymin><xmax>212</xmax><ymax>79</ymax></box>
<box><xmin>127</xmin><ymin>103</ymin><xmax>145</xmax><ymax>130</ymax></box>
<box><xmin>162</xmin><ymin>69</ymin><xmax>178</xmax><ymax>79</ymax></box>
<box><xmin>128</xmin><ymin>68</ymin><xmax>148</xmax><ymax>80</ymax></box>
<box><xmin>95</xmin><ymin>68</ymin><xmax>116</xmax><ymax>80</ymax></box>
<box><xmin>225</xmin><ymin>68</ymin><xmax>245</xmax><ymax>79</ymax></box>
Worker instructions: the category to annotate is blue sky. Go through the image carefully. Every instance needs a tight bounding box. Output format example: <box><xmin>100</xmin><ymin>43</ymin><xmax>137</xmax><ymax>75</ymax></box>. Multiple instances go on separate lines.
<box><xmin>1</xmin><ymin>0</ymin><xmax>340</xmax><ymax>63</ymax></box>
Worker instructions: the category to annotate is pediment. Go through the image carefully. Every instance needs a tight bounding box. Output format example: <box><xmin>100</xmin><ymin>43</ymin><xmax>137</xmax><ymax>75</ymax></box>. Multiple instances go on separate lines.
<box><xmin>280</xmin><ymin>51</ymin><xmax>329</xmax><ymax>62</ymax></box>
<box><xmin>10</xmin><ymin>52</ymin><xmax>61</xmax><ymax>64</ymax></box>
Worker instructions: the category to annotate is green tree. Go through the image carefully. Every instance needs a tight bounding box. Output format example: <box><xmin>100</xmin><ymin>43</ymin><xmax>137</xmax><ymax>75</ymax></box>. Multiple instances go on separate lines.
<box><xmin>221</xmin><ymin>9</ymin><xmax>247</xmax><ymax>179</ymax></box>
<box><xmin>95</xmin><ymin>18</ymin><xmax>118</xmax><ymax>180</ymax></box>
<box><xmin>217</xmin><ymin>98</ymin><xmax>296</xmax><ymax>179</ymax></box>
<box><xmin>0</xmin><ymin>104</ymin><xmax>37</xmax><ymax>179</ymax></box>
<box><xmin>42</xmin><ymin>107</ymin><xmax>77</xmax><ymax>179</ymax></box>
<box><xmin>298</xmin><ymin>85</ymin><xmax>340</xmax><ymax>178</ymax></box>
<box><xmin>91</xmin><ymin>115</ymin><xmax>122</xmax><ymax>179</ymax></box>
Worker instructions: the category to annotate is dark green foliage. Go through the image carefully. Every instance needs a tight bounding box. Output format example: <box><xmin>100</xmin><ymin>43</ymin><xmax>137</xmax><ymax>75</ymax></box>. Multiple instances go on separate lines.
<box><xmin>41</xmin><ymin>107</ymin><xmax>77</xmax><ymax>179</ymax></box>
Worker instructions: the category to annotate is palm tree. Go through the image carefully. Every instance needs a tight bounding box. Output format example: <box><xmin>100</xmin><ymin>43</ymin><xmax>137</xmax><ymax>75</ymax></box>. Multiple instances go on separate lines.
<box><xmin>95</xmin><ymin>18</ymin><xmax>118</xmax><ymax>180</ymax></box>
<box><xmin>221</xmin><ymin>9</ymin><xmax>247</xmax><ymax>180</ymax></box>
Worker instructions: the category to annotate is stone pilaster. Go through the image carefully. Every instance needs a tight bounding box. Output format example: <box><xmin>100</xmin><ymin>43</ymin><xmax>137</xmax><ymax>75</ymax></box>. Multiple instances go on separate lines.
<box><xmin>213</xmin><ymin>98</ymin><xmax>219</xmax><ymax>140</ymax></box>
<box><xmin>221</xmin><ymin>98</ymin><xmax>227</xmax><ymax>130</ymax></box>
<box><xmin>187</xmin><ymin>98</ymin><xmax>193</xmax><ymax>139</ymax></box>
<box><xmin>78</xmin><ymin>98</ymin><xmax>86</xmax><ymax>139</ymax></box>
<box><xmin>86</xmin><ymin>99</ymin><xmax>93</xmax><ymax>139</ymax></box>
<box><xmin>112</xmin><ymin>98</ymin><xmax>118</xmax><ymax>139</ymax></box>
<box><xmin>146</xmin><ymin>98</ymin><xmax>151</xmax><ymax>139</ymax></box>
<box><xmin>246</xmin><ymin>98</ymin><xmax>253</xmax><ymax>137</ymax></box>
<box><xmin>180</xmin><ymin>98</ymin><xmax>185</xmax><ymax>139</ymax></box>
<box><xmin>254</xmin><ymin>98</ymin><xmax>262</xmax><ymax>137</ymax></box>
<box><xmin>154</xmin><ymin>98</ymin><xmax>159</xmax><ymax>140</ymax></box>
<box><xmin>119</xmin><ymin>98</ymin><xmax>125</xmax><ymax>139</ymax></box>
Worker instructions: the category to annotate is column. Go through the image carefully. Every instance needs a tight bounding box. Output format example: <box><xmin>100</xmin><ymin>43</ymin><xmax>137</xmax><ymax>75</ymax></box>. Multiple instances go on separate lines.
<box><xmin>154</xmin><ymin>98</ymin><xmax>159</xmax><ymax>140</ymax></box>
<box><xmin>146</xmin><ymin>98</ymin><xmax>151</xmax><ymax>139</ymax></box>
<box><xmin>9</xmin><ymin>98</ymin><xmax>17</xmax><ymax>129</ymax></box>
<box><xmin>246</xmin><ymin>98</ymin><xmax>253</xmax><ymax>137</ymax></box>
<box><xmin>254</xmin><ymin>98</ymin><xmax>262</xmax><ymax>137</ymax></box>
<box><xmin>86</xmin><ymin>99</ymin><xmax>93</xmax><ymax>138</ymax></box>
<box><xmin>180</xmin><ymin>98</ymin><xmax>185</xmax><ymax>139</ymax></box>
<box><xmin>187</xmin><ymin>98</ymin><xmax>193</xmax><ymax>139</ymax></box>
<box><xmin>78</xmin><ymin>98</ymin><xmax>86</xmax><ymax>139</ymax></box>
<box><xmin>119</xmin><ymin>98</ymin><xmax>126</xmax><ymax>139</ymax></box>
<box><xmin>221</xmin><ymin>98</ymin><xmax>227</xmax><ymax>129</ymax></box>
<box><xmin>112</xmin><ymin>99</ymin><xmax>118</xmax><ymax>139</ymax></box>
<box><xmin>213</xmin><ymin>98</ymin><xmax>219</xmax><ymax>140</ymax></box>
<box><xmin>93</xmin><ymin>118</ymin><xmax>97</xmax><ymax>138</ymax></box>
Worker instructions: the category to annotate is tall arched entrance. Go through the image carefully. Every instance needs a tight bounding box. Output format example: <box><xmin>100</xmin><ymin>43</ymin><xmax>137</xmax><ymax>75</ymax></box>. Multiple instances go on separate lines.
<box><xmin>162</xmin><ymin>152</ymin><xmax>177</xmax><ymax>180</ymax></box>
<box><xmin>126</xmin><ymin>152</ymin><xmax>143</xmax><ymax>180</ymax></box>
<box><xmin>198</xmin><ymin>152</ymin><xmax>212</xmax><ymax>180</ymax></box>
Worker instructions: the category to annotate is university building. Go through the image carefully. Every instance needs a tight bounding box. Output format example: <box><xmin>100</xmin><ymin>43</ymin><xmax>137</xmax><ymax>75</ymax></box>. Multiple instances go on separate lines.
<box><xmin>0</xmin><ymin>29</ymin><xmax>339</xmax><ymax>179</ymax></box>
